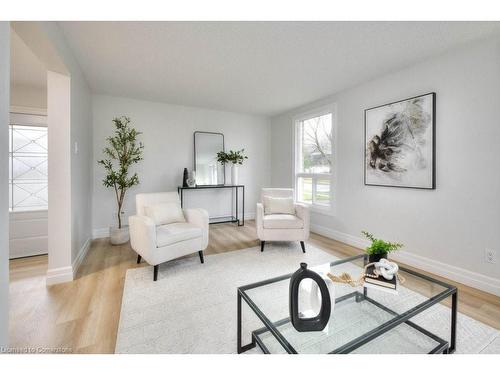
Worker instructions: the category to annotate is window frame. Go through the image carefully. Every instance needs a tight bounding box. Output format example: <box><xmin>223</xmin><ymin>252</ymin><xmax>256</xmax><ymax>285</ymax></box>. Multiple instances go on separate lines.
<box><xmin>293</xmin><ymin>104</ymin><xmax>336</xmax><ymax>216</ymax></box>
<box><xmin>9</xmin><ymin>112</ymin><xmax>48</xmax><ymax>213</ymax></box>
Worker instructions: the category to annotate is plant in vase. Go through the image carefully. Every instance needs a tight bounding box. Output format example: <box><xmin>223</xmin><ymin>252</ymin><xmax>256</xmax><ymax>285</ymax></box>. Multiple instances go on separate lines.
<box><xmin>216</xmin><ymin>149</ymin><xmax>248</xmax><ymax>185</ymax></box>
<box><xmin>361</xmin><ymin>231</ymin><xmax>403</xmax><ymax>263</ymax></box>
<box><xmin>98</xmin><ymin>116</ymin><xmax>144</xmax><ymax>245</ymax></box>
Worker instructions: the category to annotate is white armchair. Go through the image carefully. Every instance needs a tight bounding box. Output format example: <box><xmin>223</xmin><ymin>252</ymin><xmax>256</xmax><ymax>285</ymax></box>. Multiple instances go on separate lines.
<box><xmin>129</xmin><ymin>192</ymin><xmax>209</xmax><ymax>281</ymax></box>
<box><xmin>256</xmin><ymin>188</ymin><xmax>310</xmax><ymax>253</ymax></box>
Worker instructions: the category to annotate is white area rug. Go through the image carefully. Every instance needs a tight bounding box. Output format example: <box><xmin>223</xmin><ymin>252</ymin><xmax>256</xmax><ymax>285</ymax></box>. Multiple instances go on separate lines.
<box><xmin>115</xmin><ymin>243</ymin><xmax>499</xmax><ymax>354</ymax></box>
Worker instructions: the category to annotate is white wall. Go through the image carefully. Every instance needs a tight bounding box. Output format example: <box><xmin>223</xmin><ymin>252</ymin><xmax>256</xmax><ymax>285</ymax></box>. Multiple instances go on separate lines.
<box><xmin>10</xmin><ymin>83</ymin><xmax>46</xmax><ymax>110</ymax></box>
<box><xmin>9</xmin><ymin>210</ymin><xmax>48</xmax><ymax>259</ymax></box>
<box><xmin>0</xmin><ymin>21</ymin><xmax>10</xmax><ymax>347</ymax></box>
<box><xmin>271</xmin><ymin>37</ymin><xmax>500</xmax><ymax>295</ymax></box>
<box><xmin>92</xmin><ymin>95</ymin><xmax>271</xmax><ymax>234</ymax></box>
<box><xmin>13</xmin><ymin>22</ymin><xmax>93</xmax><ymax>281</ymax></box>
<box><xmin>39</xmin><ymin>23</ymin><xmax>93</xmax><ymax>269</ymax></box>
<box><xmin>46</xmin><ymin>71</ymin><xmax>72</xmax><ymax>284</ymax></box>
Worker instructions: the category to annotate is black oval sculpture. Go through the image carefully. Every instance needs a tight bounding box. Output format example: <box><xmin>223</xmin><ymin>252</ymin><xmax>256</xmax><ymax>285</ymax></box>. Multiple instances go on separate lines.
<box><xmin>289</xmin><ymin>263</ymin><xmax>331</xmax><ymax>332</ymax></box>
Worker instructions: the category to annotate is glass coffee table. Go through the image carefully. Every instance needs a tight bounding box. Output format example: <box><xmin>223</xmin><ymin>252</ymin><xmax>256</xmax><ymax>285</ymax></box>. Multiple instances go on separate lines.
<box><xmin>237</xmin><ymin>254</ymin><xmax>457</xmax><ymax>354</ymax></box>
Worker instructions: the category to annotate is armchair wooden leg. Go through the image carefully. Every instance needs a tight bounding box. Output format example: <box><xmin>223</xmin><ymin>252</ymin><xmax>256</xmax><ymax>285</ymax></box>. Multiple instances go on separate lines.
<box><xmin>300</xmin><ymin>241</ymin><xmax>306</xmax><ymax>253</ymax></box>
<box><xmin>137</xmin><ymin>254</ymin><xmax>142</xmax><ymax>264</ymax></box>
<box><xmin>153</xmin><ymin>265</ymin><xmax>159</xmax><ymax>281</ymax></box>
<box><xmin>261</xmin><ymin>241</ymin><xmax>265</xmax><ymax>252</ymax></box>
<box><xmin>198</xmin><ymin>250</ymin><xmax>204</xmax><ymax>264</ymax></box>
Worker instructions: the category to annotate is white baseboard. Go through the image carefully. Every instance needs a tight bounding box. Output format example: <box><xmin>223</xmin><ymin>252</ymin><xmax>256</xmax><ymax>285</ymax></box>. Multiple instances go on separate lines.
<box><xmin>46</xmin><ymin>237</ymin><xmax>91</xmax><ymax>285</ymax></box>
<box><xmin>46</xmin><ymin>266</ymin><xmax>74</xmax><ymax>286</ymax></box>
<box><xmin>244</xmin><ymin>212</ymin><xmax>256</xmax><ymax>220</ymax></box>
<box><xmin>72</xmin><ymin>237</ymin><xmax>91</xmax><ymax>276</ymax></box>
<box><xmin>92</xmin><ymin>227</ymin><xmax>109</xmax><ymax>239</ymax></box>
<box><xmin>92</xmin><ymin>212</ymin><xmax>256</xmax><ymax>239</ymax></box>
<box><xmin>391</xmin><ymin>251</ymin><xmax>500</xmax><ymax>297</ymax></box>
<box><xmin>311</xmin><ymin>224</ymin><xmax>371</xmax><ymax>249</ymax></box>
<box><xmin>311</xmin><ymin>223</ymin><xmax>500</xmax><ymax>297</ymax></box>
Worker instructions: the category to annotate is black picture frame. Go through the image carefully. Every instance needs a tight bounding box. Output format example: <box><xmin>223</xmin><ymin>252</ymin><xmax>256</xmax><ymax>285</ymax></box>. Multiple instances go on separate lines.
<box><xmin>193</xmin><ymin>131</ymin><xmax>225</xmax><ymax>186</ymax></box>
<box><xmin>364</xmin><ymin>92</ymin><xmax>436</xmax><ymax>190</ymax></box>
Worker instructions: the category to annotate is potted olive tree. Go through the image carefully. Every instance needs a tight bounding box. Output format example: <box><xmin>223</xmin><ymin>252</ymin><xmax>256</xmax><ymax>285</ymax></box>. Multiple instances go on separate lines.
<box><xmin>98</xmin><ymin>117</ymin><xmax>144</xmax><ymax>245</ymax></box>
<box><xmin>361</xmin><ymin>231</ymin><xmax>403</xmax><ymax>262</ymax></box>
<box><xmin>216</xmin><ymin>149</ymin><xmax>248</xmax><ymax>185</ymax></box>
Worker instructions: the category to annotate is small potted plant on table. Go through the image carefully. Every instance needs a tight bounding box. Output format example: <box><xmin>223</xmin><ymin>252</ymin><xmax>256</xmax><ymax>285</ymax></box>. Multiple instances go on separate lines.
<box><xmin>361</xmin><ymin>231</ymin><xmax>403</xmax><ymax>263</ymax></box>
<box><xmin>98</xmin><ymin>116</ymin><xmax>144</xmax><ymax>245</ymax></box>
<box><xmin>216</xmin><ymin>149</ymin><xmax>248</xmax><ymax>185</ymax></box>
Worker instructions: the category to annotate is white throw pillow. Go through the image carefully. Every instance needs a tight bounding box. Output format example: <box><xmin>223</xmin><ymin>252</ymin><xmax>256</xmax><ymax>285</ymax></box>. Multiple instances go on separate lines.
<box><xmin>263</xmin><ymin>196</ymin><xmax>295</xmax><ymax>215</ymax></box>
<box><xmin>144</xmin><ymin>202</ymin><xmax>186</xmax><ymax>225</ymax></box>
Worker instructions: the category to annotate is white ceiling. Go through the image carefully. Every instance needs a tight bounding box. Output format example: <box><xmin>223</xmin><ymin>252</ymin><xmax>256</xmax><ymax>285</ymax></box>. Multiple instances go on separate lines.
<box><xmin>59</xmin><ymin>21</ymin><xmax>500</xmax><ymax>116</ymax></box>
<box><xmin>10</xmin><ymin>29</ymin><xmax>47</xmax><ymax>89</ymax></box>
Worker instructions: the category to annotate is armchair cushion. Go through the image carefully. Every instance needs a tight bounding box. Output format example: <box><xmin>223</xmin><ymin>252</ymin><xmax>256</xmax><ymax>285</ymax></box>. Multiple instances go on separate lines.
<box><xmin>145</xmin><ymin>202</ymin><xmax>186</xmax><ymax>225</ymax></box>
<box><xmin>156</xmin><ymin>222</ymin><xmax>202</xmax><ymax>247</ymax></box>
<box><xmin>263</xmin><ymin>214</ymin><xmax>304</xmax><ymax>229</ymax></box>
<box><xmin>263</xmin><ymin>196</ymin><xmax>295</xmax><ymax>215</ymax></box>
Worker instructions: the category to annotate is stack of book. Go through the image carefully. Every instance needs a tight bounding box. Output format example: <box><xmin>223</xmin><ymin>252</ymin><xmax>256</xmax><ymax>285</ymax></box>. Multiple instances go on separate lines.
<box><xmin>363</xmin><ymin>265</ymin><xmax>398</xmax><ymax>294</ymax></box>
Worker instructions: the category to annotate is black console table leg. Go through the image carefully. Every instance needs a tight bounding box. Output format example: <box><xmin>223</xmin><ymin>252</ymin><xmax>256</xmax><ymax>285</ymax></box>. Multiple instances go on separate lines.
<box><xmin>236</xmin><ymin>186</ymin><xmax>239</xmax><ymax>225</ymax></box>
<box><xmin>242</xmin><ymin>186</ymin><xmax>245</xmax><ymax>226</ymax></box>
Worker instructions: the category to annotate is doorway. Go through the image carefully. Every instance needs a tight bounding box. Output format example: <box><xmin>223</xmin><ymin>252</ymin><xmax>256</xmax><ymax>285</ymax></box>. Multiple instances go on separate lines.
<box><xmin>8</xmin><ymin>112</ymin><xmax>48</xmax><ymax>259</ymax></box>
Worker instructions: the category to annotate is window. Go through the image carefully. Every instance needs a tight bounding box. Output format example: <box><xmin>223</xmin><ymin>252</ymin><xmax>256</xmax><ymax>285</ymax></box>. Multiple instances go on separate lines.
<box><xmin>9</xmin><ymin>121</ymin><xmax>48</xmax><ymax>212</ymax></box>
<box><xmin>295</xmin><ymin>110</ymin><xmax>334</xmax><ymax>211</ymax></box>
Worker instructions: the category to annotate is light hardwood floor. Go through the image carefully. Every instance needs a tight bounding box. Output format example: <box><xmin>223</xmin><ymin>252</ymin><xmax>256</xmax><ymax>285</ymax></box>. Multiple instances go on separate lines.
<box><xmin>8</xmin><ymin>220</ymin><xmax>500</xmax><ymax>353</ymax></box>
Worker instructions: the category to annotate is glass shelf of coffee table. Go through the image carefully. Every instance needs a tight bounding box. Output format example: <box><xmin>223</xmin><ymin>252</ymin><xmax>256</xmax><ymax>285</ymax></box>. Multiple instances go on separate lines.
<box><xmin>237</xmin><ymin>254</ymin><xmax>457</xmax><ymax>354</ymax></box>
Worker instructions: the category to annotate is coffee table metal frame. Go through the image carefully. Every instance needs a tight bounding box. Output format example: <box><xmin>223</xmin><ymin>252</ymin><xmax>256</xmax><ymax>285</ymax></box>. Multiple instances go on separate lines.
<box><xmin>237</xmin><ymin>254</ymin><xmax>457</xmax><ymax>354</ymax></box>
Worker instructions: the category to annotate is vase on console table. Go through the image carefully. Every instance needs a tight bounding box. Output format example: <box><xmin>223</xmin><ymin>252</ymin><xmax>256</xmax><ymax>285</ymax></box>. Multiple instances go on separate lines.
<box><xmin>231</xmin><ymin>164</ymin><xmax>239</xmax><ymax>185</ymax></box>
<box><xmin>187</xmin><ymin>171</ymin><xmax>196</xmax><ymax>187</ymax></box>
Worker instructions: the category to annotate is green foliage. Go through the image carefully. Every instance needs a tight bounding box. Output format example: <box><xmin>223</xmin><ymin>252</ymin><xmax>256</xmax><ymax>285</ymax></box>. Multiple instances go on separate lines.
<box><xmin>361</xmin><ymin>231</ymin><xmax>403</xmax><ymax>255</ymax></box>
<box><xmin>216</xmin><ymin>149</ymin><xmax>248</xmax><ymax>165</ymax></box>
<box><xmin>97</xmin><ymin>116</ymin><xmax>143</xmax><ymax>228</ymax></box>
<box><xmin>303</xmin><ymin>155</ymin><xmax>312</xmax><ymax>171</ymax></box>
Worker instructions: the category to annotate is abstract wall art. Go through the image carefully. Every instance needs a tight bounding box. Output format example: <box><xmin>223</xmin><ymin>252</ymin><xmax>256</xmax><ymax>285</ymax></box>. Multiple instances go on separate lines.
<box><xmin>364</xmin><ymin>92</ymin><xmax>436</xmax><ymax>189</ymax></box>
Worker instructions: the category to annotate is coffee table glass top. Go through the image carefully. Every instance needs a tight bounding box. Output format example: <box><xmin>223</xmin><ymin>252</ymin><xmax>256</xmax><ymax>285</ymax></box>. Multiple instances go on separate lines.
<box><xmin>237</xmin><ymin>254</ymin><xmax>456</xmax><ymax>354</ymax></box>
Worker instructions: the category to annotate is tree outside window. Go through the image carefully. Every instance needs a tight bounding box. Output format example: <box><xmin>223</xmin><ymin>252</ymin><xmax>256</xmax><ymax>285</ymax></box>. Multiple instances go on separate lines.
<box><xmin>295</xmin><ymin>112</ymin><xmax>333</xmax><ymax>208</ymax></box>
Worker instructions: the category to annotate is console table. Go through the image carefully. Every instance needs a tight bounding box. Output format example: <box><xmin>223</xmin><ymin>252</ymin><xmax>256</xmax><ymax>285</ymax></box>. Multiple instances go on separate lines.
<box><xmin>177</xmin><ymin>185</ymin><xmax>245</xmax><ymax>226</ymax></box>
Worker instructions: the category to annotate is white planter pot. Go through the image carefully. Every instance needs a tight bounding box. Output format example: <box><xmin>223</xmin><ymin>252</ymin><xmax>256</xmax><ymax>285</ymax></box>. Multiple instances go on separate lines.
<box><xmin>231</xmin><ymin>164</ymin><xmax>239</xmax><ymax>185</ymax></box>
<box><xmin>110</xmin><ymin>226</ymin><xmax>129</xmax><ymax>245</ymax></box>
